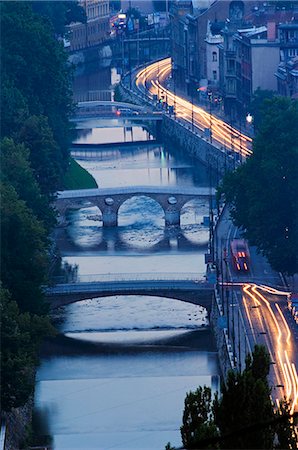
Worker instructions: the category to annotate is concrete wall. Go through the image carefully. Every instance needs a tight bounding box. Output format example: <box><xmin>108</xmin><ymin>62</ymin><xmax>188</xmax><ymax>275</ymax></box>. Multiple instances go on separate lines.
<box><xmin>4</xmin><ymin>398</ymin><xmax>33</xmax><ymax>450</ymax></box>
<box><xmin>162</xmin><ymin>115</ymin><xmax>235</xmax><ymax>174</ymax></box>
<box><xmin>210</xmin><ymin>291</ymin><xmax>235</xmax><ymax>382</ymax></box>
<box><xmin>252</xmin><ymin>44</ymin><xmax>279</xmax><ymax>92</ymax></box>
<box><xmin>118</xmin><ymin>80</ymin><xmax>235</xmax><ymax>174</ymax></box>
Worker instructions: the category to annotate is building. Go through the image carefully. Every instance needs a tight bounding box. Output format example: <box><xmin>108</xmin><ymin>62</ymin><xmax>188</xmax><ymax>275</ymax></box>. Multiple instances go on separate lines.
<box><xmin>219</xmin><ymin>23</ymin><xmax>280</xmax><ymax>118</ymax></box>
<box><xmin>68</xmin><ymin>0</ymin><xmax>110</xmax><ymax>51</ymax></box>
<box><xmin>170</xmin><ymin>0</ymin><xmax>260</xmax><ymax>95</ymax></box>
<box><xmin>275</xmin><ymin>56</ymin><xmax>298</xmax><ymax>98</ymax></box>
<box><xmin>205</xmin><ymin>20</ymin><xmax>224</xmax><ymax>89</ymax></box>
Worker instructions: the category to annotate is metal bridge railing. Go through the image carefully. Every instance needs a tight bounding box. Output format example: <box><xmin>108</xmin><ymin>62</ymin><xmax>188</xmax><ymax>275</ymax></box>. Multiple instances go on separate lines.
<box><xmin>50</xmin><ymin>272</ymin><xmax>206</xmax><ymax>285</ymax></box>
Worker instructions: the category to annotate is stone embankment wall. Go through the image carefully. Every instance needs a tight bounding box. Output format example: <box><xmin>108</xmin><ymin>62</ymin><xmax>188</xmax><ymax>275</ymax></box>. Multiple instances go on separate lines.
<box><xmin>210</xmin><ymin>292</ymin><xmax>234</xmax><ymax>382</ymax></box>
<box><xmin>118</xmin><ymin>81</ymin><xmax>234</xmax><ymax>174</ymax></box>
<box><xmin>3</xmin><ymin>398</ymin><xmax>33</xmax><ymax>450</ymax></box>
<box><xmin>162</xmin><ymin>115</ymin><xmax>234</xmax><ymax>174</ymax></box>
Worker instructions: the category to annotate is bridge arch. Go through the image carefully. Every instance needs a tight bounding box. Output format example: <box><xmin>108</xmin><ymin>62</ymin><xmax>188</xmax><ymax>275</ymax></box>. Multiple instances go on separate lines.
<box><xmin>47</xmin><ymin>289</ymin><xmax>213</xmax><ymax>316</ymax></box>
<box><xmin>117</xmin><ymin>194</ymin><xmax>165</xmax><ymax>227</ymax></box>
<box><xmin>56</xmin><ymin>200</ymin><xmax>103</xmax><ymax>227</ymax></box>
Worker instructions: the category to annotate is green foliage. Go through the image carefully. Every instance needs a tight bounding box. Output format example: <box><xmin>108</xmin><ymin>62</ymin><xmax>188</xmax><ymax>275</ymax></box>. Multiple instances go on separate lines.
<box><xmin>63</xmin><ymin>158</ymin><xmax>98</xmax><ymax>190</ymax></box>
<box><xmin>18</xmin><ymin>115</ymin><xmax>63</xmax><ymax>196</ymax></box>
<box><xmin>181</xmin><ymin>386</ymin><xmax>219</xmax><ymax>449</ymax></box>
<box><xmin>0</xmin><ymin>287</ymin><xmax>55</xmax><ymax>411</ymax></box>
<box><xmin>32</xmin><ymin>1</ymin><xmax>86</xmax><ymax>36</ymax></box>
<box><xmin>0</xmin><ymin>183</ymin><xmax>48</xmax><ymax>314</ymax></box>
<box><xmin>1</xmin><ymin>1</ymin><xmax>73</xmax><ymax>167</ymax></box>
<box><xmin>0</xmin><ymin>1</ymin><xmax>76</xmax><ymax>414</ymax></box>
<box><xmin>214</xmin><ymin>348</ymin><xmax>274</xmax><ymax>449</ymax></box>
<box><xmin>274</xmin><ymin>399</ymin><xmax>298</xmax><ymax>448</ymax></box>
<box><xmin>219</xmin><ymin>97</ymin><xmax>298</xmax><ymax>275</ymax></box>
<box><xmin>248</xmin><ymin>88</ymin><xmax>276</xmax><ymax>130</ymax></box>
<box><xmin>0</xmin><ymin>138</ymin><xmax>56</xmax><ymax>229</ymax></box>
<box><xmin>179</xmin><ymin>346</ymin><xmax>295</xmax><ymax>449</ymax></box>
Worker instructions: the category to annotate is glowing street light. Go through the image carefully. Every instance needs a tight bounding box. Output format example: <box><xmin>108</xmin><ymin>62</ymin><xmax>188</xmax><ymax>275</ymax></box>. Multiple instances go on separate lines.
<box><xmin>246</xmin><ymin>113</ymin><xmax>253</xmax><ymax>124</ymax></box>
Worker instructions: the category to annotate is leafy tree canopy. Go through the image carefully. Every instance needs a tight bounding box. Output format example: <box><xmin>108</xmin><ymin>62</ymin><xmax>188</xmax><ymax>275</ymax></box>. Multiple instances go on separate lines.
<box><xmin>0</xmin><ymin>138</ymin><xmax>56</xmax><ymax>230</ymax></box>
<box><xmin>181</xmin><ymin>386</ymin><xmax>219</xmax><ymax>449</ymax></box>
<box><xmin>0</xmin><ymin>183</ymin><xmax>49</xmax><ymax>314</ymax></box>
<box><xmin>18</xmin><ymin>115</ymin><xmax>63</xmax><ymax>196</ymax></box>
<box><xmin>219</xmin><ymin>97</ymin><xmax>298</xmax><ymax>275</ymax></box>
<box><xmin>32</xmin><ymin>1</ymin><xmax>86</xmax><ymax>36</ymax></box>
<box><xmin>0</xmin><ymin>287</ymin><xmax>55</xmax><ymax>411</ymax></box>
<box><xmin>1</xmin><ymin>1</ymin><xmax>73</xmax><ymax>167</ymax></box>
<box><xmin>176</xmin><ymin>346</ymin><xmax>296</xmax><ymax>449</ymax></box>
<box><xmin>248</xmin><ymin>88</ymin><xmax>276</xmax><ymax>130</ymax></box>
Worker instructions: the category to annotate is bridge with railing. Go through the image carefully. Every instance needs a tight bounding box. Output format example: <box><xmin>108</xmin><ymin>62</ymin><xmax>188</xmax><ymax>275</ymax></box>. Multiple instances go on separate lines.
<box><xmin>74</xmin><ymin>101</ymin><xmax>163</xmax><ymax>122</ymax></box>
<box><xmin>45</xmin><ymin>272</ymin><xmax>214</xmax><ymax>311</ymax></box>
<box><xmin>55</xmin><ymin>185</ymin><xmax>215</xmax><ymax>227</ymax></box>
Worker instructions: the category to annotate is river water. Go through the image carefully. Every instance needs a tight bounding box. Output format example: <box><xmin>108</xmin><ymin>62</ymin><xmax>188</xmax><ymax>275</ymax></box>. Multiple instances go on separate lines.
<box><xmin>34</xmin><ymin>63</ymin><xmax>220</xmax><ymax>449</ymax></box>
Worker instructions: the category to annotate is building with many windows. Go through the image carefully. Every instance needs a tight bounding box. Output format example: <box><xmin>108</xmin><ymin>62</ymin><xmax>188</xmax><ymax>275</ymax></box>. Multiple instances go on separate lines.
<box><xmin>68</xmin><ymin>0</ymin><xmax>110</xmax><ymax>51</ymax></box>
<box><xmin>275</xmin><ymin>21</ymin><xmax>298</xmax><ymax>98</ymax></box>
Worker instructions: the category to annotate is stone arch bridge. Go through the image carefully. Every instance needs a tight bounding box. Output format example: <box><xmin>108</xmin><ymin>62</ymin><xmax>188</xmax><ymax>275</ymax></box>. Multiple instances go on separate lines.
<box><xmin>55</xmin><ymin>186</ymin><xmax>215</xmax><ymax>227</ymax></box>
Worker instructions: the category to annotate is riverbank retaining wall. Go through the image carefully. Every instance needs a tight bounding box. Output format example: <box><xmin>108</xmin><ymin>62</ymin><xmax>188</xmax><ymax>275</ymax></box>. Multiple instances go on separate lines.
<box><xmin>3</xmin><ymin>398</ymin><xmax>33</xmax><ymax>450</ymax></box>
<box><xmin>117</xmin><ymin>81</ymin><xmax>235</xmax><ymax>174</ymax></box>
<box><xmin>210</xmin><ymin>292</ymin><xmax>235</xmax><ymax>383</ymax></box>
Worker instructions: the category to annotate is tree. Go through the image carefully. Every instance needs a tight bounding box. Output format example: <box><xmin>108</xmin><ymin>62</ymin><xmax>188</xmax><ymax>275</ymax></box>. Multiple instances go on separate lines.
<box><xmin>32</xmin><ymin>1</ymin><xmax>86</xmax><ymax>37</ymax></box>
<box><xmin>1</xmin><ymin>2</ymin><xmax>73</xmax><ymax>170</ymax></box>
<box><xmin>18</xmin><ymin>115</ymin><xmax>63</xmax><ymax>196</ymax></box>
<box><xmin>0</xmin><ymin>138</ymin><xmax>56</xmax><ymax>230</ymax></box>
<box><xmin>219</xmin><ymin>97</ymin><xmax>298</xmax><ymax>275</ymax></box>
<box><xmin>214</xmin><ymin>346</ymin><xmax>275</xmax><ymax>449</ymax></box>
<box><xmin>274</xmin><ymin>399</ymin><xmax>298</xmax><ymax>449</ymax></box>
<box><xmin>248</xmin><ymin>88</ymin><xmax>276</xmax><ymax>130</ymax></box>
<box><xmin>180</xmin><ymin>386</ymin><xmax>219</xmax><ymax>449</ymax></box>
<box><xmin>0</xmin><ymin>183</ymin><xmax>48</xmax><ymax>314</ymax></box>
<box><xmin>0</xmin><ymin>287</ymin><xmax>54</xmax><ymax>411</ymax></box>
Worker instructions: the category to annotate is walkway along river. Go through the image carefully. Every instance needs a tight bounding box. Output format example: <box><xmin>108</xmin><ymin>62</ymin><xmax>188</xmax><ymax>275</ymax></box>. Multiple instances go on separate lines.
<box><xmin>34</xmin><ymin>62</ymin><xmax>221</xmax><ymax>449</ymax></box>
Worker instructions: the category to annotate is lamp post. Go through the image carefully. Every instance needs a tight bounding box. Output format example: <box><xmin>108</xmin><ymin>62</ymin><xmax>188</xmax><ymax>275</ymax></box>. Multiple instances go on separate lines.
<box><xmin>207</xmin><ymin>91</ymin><xmax>213</xmax><ymax>143</ymax></box>
<box><xmin>157</xmin><ymin>59</ymin><xmax>160</xmax><ymax>102</ymax></box>
<box><xmin>246</xmin><ymin>112</ymin><xmax>253</xmax><ymax>125</ymax></box>
<box><xmin>191</xmin><ymin>85</ymin><xmax>194</xmax><ymax>132</ymax></box>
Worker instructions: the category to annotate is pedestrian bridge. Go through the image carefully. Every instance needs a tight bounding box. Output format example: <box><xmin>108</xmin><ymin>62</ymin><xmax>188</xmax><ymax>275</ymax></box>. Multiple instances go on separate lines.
<box><xmin>55</xmin><ymin>186</ymin><xmax>215</xmax><ymax>227</ymax></box>
<box><xmin>45</xmin><ymin>273</ymin><xmax>214</xmax><ymax>312</ymax></box>
<box><xmin>74</xmin><ymin>101</ymin><xmax>163</xmax><ymax>122</ymax></box>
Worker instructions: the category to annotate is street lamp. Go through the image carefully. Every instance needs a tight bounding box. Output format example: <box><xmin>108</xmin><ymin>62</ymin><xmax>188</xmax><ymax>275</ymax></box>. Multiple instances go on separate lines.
<box><xmin>207</xmin><ymin>91</ymin><xmax>213</xmax><ymax>143</ymax></box>
<box><xmin>246</xmin><ymin>112</ymin><xmax>253</xmax><ymax>124</ymax></box>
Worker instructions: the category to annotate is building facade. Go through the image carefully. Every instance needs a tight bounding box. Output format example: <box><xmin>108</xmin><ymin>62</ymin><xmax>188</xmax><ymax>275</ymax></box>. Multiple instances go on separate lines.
<box><xmin>170</xmin><ymin>1</ymin><xmax>262</xmax><ymax>95</ymax></box>
<box><xmin>275</xmin><ymin>22</ymin><xmax>298</xmax><ymax>98</ymax></box>
<box><xmin>68</xmin><ymin>0</ymin><xmax>110</xmax><ymax>51</ymax></box>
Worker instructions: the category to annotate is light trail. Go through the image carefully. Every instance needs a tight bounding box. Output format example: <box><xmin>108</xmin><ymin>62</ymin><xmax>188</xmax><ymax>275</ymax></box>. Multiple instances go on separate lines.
<box><xmin>242</xmin><ymin>283</ymin><xmax>298</xmax><ymax>413</ymax></box>
<box><xmin>135</xmin><ymin>58</ymin><xmax>253</xmax><ymax>156</ymax></box>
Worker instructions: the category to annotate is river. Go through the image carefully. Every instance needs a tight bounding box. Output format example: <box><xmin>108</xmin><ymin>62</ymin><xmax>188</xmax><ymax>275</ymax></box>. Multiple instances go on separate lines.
<box><xmin>34</xmin><ymin>62</ymin><xmax>220</xmax><ymax>450</ymax></box>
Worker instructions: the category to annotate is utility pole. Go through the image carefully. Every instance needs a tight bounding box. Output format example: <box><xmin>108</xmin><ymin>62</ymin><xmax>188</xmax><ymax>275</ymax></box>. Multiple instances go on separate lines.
<box><xmin>208</xmin><ymin>91</ymin><xmax>213</xmax><ymax>143</ymax></box>
<box><xmin>238</xmin><ymin>304</ymin><xmax>242</xmax><ymax>372</ymax></box>
<box><xmin>191</xmin><ymin>86</ymin><xmax>194</xmax><ymax>132</ymax></box>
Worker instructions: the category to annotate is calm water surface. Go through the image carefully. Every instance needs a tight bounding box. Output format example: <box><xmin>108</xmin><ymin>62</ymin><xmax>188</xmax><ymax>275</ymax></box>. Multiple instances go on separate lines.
<box><xmin>35</xmin><ymin>63</ymin><xmax>220</xmax><ymax>449</ymax></box>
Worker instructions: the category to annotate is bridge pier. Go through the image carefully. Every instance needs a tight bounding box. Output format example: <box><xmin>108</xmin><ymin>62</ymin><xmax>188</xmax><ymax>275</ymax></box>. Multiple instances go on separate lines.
<box><xmin>165</xmin><ymin>208</ymin><xmax>180</xmax><ymax>226</ymax></box>
<box><xmin>102</xmin><ymin>209</ymin><xmax>117</xmax><ymax>227</ymax></box>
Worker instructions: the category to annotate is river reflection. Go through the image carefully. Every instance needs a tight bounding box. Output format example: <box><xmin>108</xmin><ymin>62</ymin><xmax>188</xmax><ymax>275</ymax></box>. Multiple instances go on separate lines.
<box><xmin>36</xmin><ymin>64</ymin><xmax>220</xmax><ymax>448</ymax></box>
<box><xmin>36</xmin><ymin>296</ymin><xmax>220</xmax><ymax>449</ymax></box>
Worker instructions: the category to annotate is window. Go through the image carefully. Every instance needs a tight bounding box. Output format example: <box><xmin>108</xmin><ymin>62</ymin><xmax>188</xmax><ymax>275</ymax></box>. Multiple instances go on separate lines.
<box><xmin>213</xmin><ymin>70</ymin><xmax>217</xmax><ymax>81</ymax></box>
<box><xmin>288</xmin><ymin>48</ymin><xmax>297</xmax><ymax>57</ymax></box>
<box><xmin>212</xmin><ymin>51</ymin><xmax>217</xmax><ymax>62</ymax></box>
